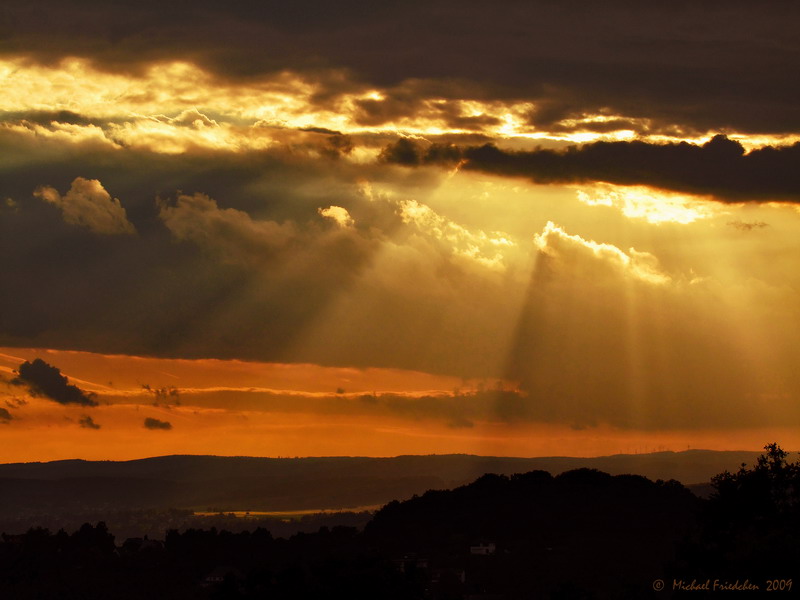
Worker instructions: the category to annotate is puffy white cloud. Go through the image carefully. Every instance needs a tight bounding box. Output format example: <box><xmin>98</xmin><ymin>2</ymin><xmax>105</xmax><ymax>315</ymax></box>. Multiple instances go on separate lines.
<box><xmin>533</xmin><ymin>221</ymin><xmax>670</xmax><ymax>286</ymax></box>
<box><xmin>398</xmin><ymin>198</ymin><xmax>515</xmax><ymax>271</ymax></box>
<box><xmin>318</xmin><ymin>205</ymin><xmax>354</xmax><ymax>228</ymax></box>
<box><xmin>34</xmin><ymin>177</ymin><xmax>135</xmax><ymax>235</ymax></box>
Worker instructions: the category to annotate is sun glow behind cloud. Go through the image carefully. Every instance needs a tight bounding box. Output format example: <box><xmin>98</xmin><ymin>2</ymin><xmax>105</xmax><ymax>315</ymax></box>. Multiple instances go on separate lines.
<box><xmin>3</xmin><ymin>58</ymin><xmax>799</xmax><ymax>156</ymax></box>
<box><xmin>533</xmin><ymin>221</ymin><xmax>671</xmax><ymax>285</ymax></box>
<box><xmin>575</xmin><ymin>184</ymin><xmax>720</xmax><ymax>224</ymax></box>
<box><xmin>3</xmin><ymin>20</ymin><xmax>800</xmax><ymax>465</ymax></box>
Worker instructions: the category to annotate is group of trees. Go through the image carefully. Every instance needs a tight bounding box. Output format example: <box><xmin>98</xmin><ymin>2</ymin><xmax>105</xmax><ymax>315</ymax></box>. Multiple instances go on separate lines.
<box><xmin>0</xmin><ymin>444</ymin><xmax>797</xmax><ymax>599</ymax></box>
<box><xmin>675</xmin><ymin>443</ymin><xmax>800</xmax><ymax>580</ymax></box>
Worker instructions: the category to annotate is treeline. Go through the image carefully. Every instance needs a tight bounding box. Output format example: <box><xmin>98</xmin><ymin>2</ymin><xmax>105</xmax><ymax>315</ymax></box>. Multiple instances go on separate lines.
<box><xmin>0</xmin><ymin>507</ymin><xmax>372</xmax><ymax>541</ymax></box>
<box><xmin>1</xmin><ymin>444</ymin><xmax>797</xmax><ymax>599</ymax></box>
<box><xmin>1</xmin><ymin>522</ymin><xmax>405</xmax><ymax>600</ymax></box>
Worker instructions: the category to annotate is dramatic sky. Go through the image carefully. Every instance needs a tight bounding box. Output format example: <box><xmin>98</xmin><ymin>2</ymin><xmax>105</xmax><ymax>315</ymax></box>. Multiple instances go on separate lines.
<box><xmin>2</xmin><ymin>0</ymin><xmax>800</xmax><ymax>461</ymax></box>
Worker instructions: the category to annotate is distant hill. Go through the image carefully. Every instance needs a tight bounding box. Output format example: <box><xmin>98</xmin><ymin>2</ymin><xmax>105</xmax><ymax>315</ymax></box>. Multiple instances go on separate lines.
<box><xmin>3</xmin><ymin>448</ymin><xmax>797</xmax><ymax>599</ymax></box>
<box><xmin>0</xmin><ymin>467</ymin><xmax>706</xmax><ymax>599</ymax></box>
<box><xmin>0</xmin><ymin>450</ymin><xmax>762</xmax><ymax>515</ymax></box>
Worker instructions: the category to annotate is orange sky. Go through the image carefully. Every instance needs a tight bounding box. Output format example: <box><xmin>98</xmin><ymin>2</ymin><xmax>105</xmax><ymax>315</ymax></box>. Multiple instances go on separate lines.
<box><xmin>2</xmin><ymin>6</ymin><xmax>800</xmax><ymax>463</ymax></box>
<box><xmin>2</xmin><ymin>347</ymin><xmax>797</xmax><ymax>462</ymax></box>
<box><xmin>3</xmin><ymin>168</ymin><xmax>800</xmax><ymax>462</ymax></box>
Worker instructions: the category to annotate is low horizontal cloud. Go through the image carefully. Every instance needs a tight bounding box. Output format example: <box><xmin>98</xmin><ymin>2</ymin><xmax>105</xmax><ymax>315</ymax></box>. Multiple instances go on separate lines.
<box><xmin>381</xmin><ymin>136</ymin><xmax>800</xmax><ymax>203</ymax></box>
<box><xmin>0</xmin><ymin>407</ymin><xmax>11</xmax><ymax>423</ymax></box>
<box><xmin>728</xmin><ymin>220</ymin><xmax>769</xmax><ymax>232</ymax></box>
<box><xmin>126</xmin><ymin>387</ymin><xmax>529</xmax><ymax>427</ymax></box>
<box><xmin>143</xmin><ymin>417</ymin><xmax>172</xmax><ymax>430</ymax></box>
<box><xmin>11</xmin><ymin>359</ymin><xmax>98</xmax><ymax>406</ymax></box>
<box><xmin>34</xmin><ymin>177</ymin><xmax>136</xmax><ymax>234</ymax></box>
<box><xmin>100</xmin><ymin>377</ymin><xmax>800</xmax><ymax>431</ymax></box>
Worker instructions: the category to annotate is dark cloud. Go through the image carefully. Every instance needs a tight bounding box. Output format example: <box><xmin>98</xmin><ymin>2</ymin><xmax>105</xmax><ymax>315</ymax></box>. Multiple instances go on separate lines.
<box><xmin>321</xmin><ymin>134</ymin><xmax>354</xmax><ymax>159</ymax></box>
<box><xmin>5</xmin><ymin>397</ymin><xmax>28</xmax><ymax>409</ymax></box>
<box><xmin>447</xmin><ymin>416</ymin><xmax>475</xmax><ymax>429</ymax></box>
<box><xmin>78</xmin><ymin>415</ymin><xmax>101</xmax><ymax>429</ymax></box>
<box><xmin>353</xmin><ymin>95</ymin><xmax>422</xmax><ymax>127</ymax></box>
<box><xmin>379</xmin><ymin>138</ymin><xmax>426</xmax><ymax>166</ymax></box>
<box><xmin>0</xmin><ymin>407</ymin><xmax>11</xmax><ymax>423</ymax></box>
<box><xmin>0</xmin><ymin>1</ymin><xmax>798</xmax><ymax>133</ymax></box>
<box><xmin>380</xmin><ymin>138</ymin><xmax>462</xmax><ymax>167</ymax></box>
<box><xmin>382</xmin><ymin>136</ymin><xmax>800</xmax><ymax>202</ymax></box>
<box><xmin>728</xmin><ymin>220</ymin><xmax>769</xmax><ymax>232</ymax></box>
<box><xmin>0</xmin><ymin>131</ymin><xmax>387</xmax><ymax>363</ymax></box>
<box><xmin>142</xmin><ymin>385</ymin><xmax>180</xmax><ymax>406</ymax></box>
<box><xmin>2</xmin><ymin>2</ymin><xmax>798</xmax><ymax>439</ymax></box>
<box><xmin>350</xmin><ymin>84</ymin><xmax>508</xmax><ymax>131</ymax></box>
<box><xmin>300</xmin><ymin>126</ymin><xmax>343</xmax><ymax>135</ymax></box>
<box><xmin>143</xmin><ymin>417</ymin><xmax>172</xmax><ymax>430</ymax></box>
<box><xmin>11</xmin><ymin>359</ymin><xmax>98</xmax><ymax>406</ymax></box>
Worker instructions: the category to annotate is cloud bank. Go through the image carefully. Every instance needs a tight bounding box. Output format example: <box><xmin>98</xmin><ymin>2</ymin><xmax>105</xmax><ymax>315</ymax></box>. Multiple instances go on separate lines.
<box><xmin>1</xmin><ymin>1</ymin><xmax>798</xmax><ymax>135</ymax></box>
<box><xmin>1</xmin><ymin>1</ymin><xmax>799</xmax><ymax>441</ymax></box>
<box><xmin>381</xmin><ymin>136</ymin><xmax>800</xmax><ymax>202</ymax></box>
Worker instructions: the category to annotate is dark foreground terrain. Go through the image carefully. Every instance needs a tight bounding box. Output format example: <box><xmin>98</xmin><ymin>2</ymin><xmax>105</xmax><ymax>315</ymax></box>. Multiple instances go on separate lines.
<box><xmin>1</xmin><ymin>445</ymin><xmax>798</xmax><ymax>599</ymax></box>
<box><xmin>0</xmin><ymin>449</ymin><xmax>759</xmax><ymax>536</ymax></box>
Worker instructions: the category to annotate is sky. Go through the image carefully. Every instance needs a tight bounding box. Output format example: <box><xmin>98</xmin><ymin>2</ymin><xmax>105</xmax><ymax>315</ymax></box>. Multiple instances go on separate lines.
<box><xmin>1</xmin><ymin>0</ymin><xmax>800</xmax><ymax>462</ymax></box>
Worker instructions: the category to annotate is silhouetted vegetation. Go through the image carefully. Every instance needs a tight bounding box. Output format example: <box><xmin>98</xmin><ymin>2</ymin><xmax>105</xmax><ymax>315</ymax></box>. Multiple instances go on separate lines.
<box><xmin>672</xmin><ymin>443</ymin><xmax>800</xmax><ymax>584</ymax></box>
<box><xmin>1</xmin><ymin>445</ymin><xmax>797</xmax><ymax>599</ymax></box>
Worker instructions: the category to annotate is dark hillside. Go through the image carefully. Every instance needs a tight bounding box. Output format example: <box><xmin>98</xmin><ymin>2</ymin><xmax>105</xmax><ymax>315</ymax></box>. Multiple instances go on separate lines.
<box><xmin>366</xmin><ymin>469</ymin><xmax>699</xmax><ymax>597</ymax></box>
<box><xmin>3</xmin><ymin>446</ymin><xmax>797</xmax><ymax>599</ymax></box>
<box><xmin>0</xmin><ymin>450</ymin><xmax>760</xmax><ymax>517</ymax></box>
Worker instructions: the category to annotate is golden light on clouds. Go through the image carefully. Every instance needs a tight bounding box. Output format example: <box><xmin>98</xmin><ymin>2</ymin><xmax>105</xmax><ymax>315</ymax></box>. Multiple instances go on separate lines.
<box><xmin>318</xmin><ymin>205</ymin><xmax>355</xmax><ymax>228</ymax></box>
<box><xmin>4</xmin><ymin>155</ymin><xmax>799</xmax><ymax>462</ymax></box>
<box><xmin>3</xmin><ymin>58</ymin><xmax>797</xmax><ymax>155</ymax></box>
<box><xmin>533</xmin><ymin>221</ymin><xmax>671</xmax><ymax>286</ymax></box>
<box><xmin>3</xmin><ymin>10</ymin><xmax>800</xmax><ymax>468</ymax></box>
<box><xmin>575</xmin><ymin>184</ymin><xmax>720</xmax><ymax>225</ymax></box>
<box><xmin>398</xmin><ymin>198</ymin><xmax>515</xmax><ymax>271</ymax></box>
<box><xmin>34</xmin><ymin>177</ymin><xmax>136</xmax><ymax>235</ymax></box>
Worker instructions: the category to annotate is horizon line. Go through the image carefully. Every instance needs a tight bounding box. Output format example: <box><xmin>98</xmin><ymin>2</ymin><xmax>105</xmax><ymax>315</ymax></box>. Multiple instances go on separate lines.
<box><xmin>0</xmin><ymin>447</ymin><xmax>777</xmax><ymax>467</ymax></box>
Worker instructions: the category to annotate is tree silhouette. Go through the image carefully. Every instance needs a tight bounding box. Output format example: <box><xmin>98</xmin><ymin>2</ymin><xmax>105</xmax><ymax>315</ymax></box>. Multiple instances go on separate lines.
<box><xmin>711</xmin><ymin>443</ymin><xmax>799</xmax><ymax>519</ymax></box>
<box><xmin>2</xmin><ymin>448</ymin><xmax>797</xmax><ymax>598</ymax></box>
<box><xmin>678</xmin><ymin>443</ymin><xmax>800</xmax><ymax>579</ymax></box>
